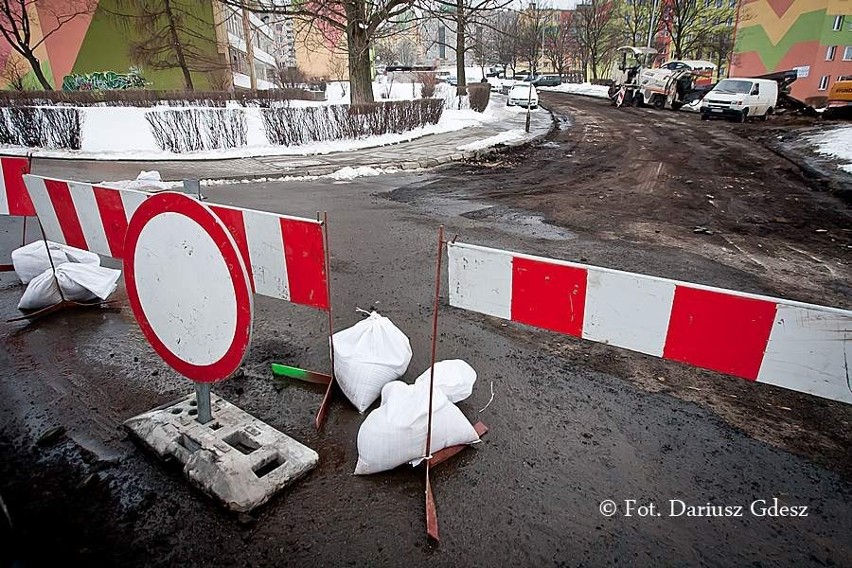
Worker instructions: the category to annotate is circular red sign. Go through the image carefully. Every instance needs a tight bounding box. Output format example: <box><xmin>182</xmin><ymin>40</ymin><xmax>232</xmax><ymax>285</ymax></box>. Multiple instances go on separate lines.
<box><xmin>124</xmin><ymin>192</ymin><xmax>253</xmax><ymax>383</ymax></box>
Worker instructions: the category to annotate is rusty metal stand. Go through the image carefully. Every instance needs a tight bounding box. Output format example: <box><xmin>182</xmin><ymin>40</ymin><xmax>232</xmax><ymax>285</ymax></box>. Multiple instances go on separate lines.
<box><xmin>424</xmin><ymin>225</ymin><xmax>444</xmax><ymax>542</ymax></box>
<box><xmin>315</xmin><ymin>211</ymin><xmax>338</xmax><ymax>431</ymax></box>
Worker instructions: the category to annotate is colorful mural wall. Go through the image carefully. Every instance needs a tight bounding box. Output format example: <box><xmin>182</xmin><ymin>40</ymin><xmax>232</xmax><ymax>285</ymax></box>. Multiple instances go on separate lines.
<box><xmin>732</xmin><ymin>0</ymin><xmax>852</xmax><ymax>101</ymax></box>
<box><xmin>0</xmin><ymin>0</ymin><xmax>225</xmax><ymax>91</ymax></box>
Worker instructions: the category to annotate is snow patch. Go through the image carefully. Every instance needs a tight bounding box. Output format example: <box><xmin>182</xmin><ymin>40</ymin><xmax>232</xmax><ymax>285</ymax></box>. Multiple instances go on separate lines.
<box><xmin>805</xmin><ymin>126</ymin><xmax>852</xmax><ymax>172</ymax></box>
<box><xmin>457</xmin><ymin>129</ymin><xmax>528</xmax><ymax>151</ymax></box>
<box><xmin>539</xmin><ymin>82</ymin><xmax>610</xmax><ymax>99</ymax></box>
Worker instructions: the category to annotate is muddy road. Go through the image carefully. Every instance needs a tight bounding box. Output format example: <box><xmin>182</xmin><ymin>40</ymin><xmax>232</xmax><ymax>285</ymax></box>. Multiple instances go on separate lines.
<box><xmin>1</xmin><ymin>93</ymin><xmax>851</xmax><ymax>567</ymax></box>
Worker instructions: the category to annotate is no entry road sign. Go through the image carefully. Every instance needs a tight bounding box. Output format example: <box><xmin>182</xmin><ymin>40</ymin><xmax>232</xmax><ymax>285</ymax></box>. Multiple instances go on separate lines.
<box><xmin>124</xmin><ymin>192</ymin><xmax>253</xmax><ymax>383</ymax></box>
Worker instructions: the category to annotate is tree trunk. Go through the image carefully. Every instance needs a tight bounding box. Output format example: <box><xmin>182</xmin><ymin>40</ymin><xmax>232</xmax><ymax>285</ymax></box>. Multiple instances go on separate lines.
<box><xmin>23</xmin><ymin>53</ymin><xmax>52</xmax><ymax>89</ymax></box>
<box><xmin>241</xmin><ymin>8</ymin><xmax>257</xmax><ymax>90</ymax></box>
<box><xmin>455</xmin><ymin>0</ymin><xmax>466</xmax><ymax>96</ymax></box>
<box><xmin>163</xmin><ymin>0</ymin><xmax>194</xmax><ymax>90</ymax></box>
<box><xmin>347</xmin><ymin>25</ymin><xmax>374</xmax><ymax>104</ymax></box>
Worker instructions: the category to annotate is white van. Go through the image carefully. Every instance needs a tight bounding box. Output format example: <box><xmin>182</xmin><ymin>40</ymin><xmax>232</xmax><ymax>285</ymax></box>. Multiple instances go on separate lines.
<box><xmin>700</xmin><ymin>78</ymin><xmax>778</xmax><ymax>122</ymax></box>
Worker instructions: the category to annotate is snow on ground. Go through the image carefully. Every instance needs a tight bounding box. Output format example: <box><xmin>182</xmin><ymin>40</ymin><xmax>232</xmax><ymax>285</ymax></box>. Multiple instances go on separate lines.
<box><xmin>104</xmin><ymin>165</ymin><xmax>409</xmax><ymax>188</ymax></box>
<box><xmin>805</xmin><ymin>126</ymin><xmax>852</xmax><ymax>173</ymax></box>
<box><xmin>539</xmin><ymin>82</ymin><xmax>610</xmax><ymax>99</ymax></box>
<box><xmin>457</xmin><ymin>129</ymin><xmax>528</xmax><ymax>151</ymax></box>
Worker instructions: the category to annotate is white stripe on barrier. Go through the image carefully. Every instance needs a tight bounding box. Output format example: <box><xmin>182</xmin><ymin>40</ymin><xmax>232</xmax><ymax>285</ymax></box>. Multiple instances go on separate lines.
<box><xmin>447</xmin><ymin>243</ymin><xmax>512</xmax><ymax>319</ymax></box>
<box><xmin>69</xmin><ymin>181</ymin><xmax>111</xmax><ymax>257</ymax></box>
<box><xmin>582</xmin><ymin>270</ymin><xmax>676</xmax><ymax>357</ymax></box>
<box><xmin>120</xmin><ymin>189</ymin><xmax>149</xmax><ymax>224</ymax></box>
<box><xmin>25</xmin><ymin>176</ymin><xmax>64</xmax><ymax>244</ymax></box>
<box><xmin>244</xmin><ymin>209</ymin><xmax>291</xmax><ymax>301</ymax></box>
<box><xmin>757</xmin><ymin>305</ymin><xmax>851</xmax><ymax>402</ymax></box>
<box><xmin>0</xmin><ymin>165</ymin><xmax>8</xmax><ymax>215</ymax></box>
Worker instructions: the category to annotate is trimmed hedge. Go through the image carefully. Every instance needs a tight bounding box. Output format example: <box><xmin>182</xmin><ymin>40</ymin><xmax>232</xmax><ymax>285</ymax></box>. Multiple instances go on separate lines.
<box><xmin>262</xmin><ymin>99</ymin><xmax>444</xmax><ymax>146</ymax></box>
<box><xmin>145</xmin><ymin>109</ymin><xmax>247</xmax><ymax>153</ymax></box>
<box><xmin>0</xmin><ymin>107</ymin><xmax>82</xmax><ymax>149</ymax></box>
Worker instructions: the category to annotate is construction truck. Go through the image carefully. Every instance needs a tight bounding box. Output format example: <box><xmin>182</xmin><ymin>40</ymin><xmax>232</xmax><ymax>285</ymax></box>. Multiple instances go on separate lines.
<box><xmin>608</xmin><ymin>46</ymin><xmax>659</xmax><ymax>107</ymax></box>
<box><xmin>636</xmin><ymin>60</ymin><xmax>717</xmax><ymax>110</ymax></box>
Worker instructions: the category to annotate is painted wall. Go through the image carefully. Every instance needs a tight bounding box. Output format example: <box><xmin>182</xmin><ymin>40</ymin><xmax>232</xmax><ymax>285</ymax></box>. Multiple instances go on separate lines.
<box><xmin>1</xmin><ymin>0</ymin><xmax>225</xmax><ymax>91</ymax></box>
<box><xmin>292</xmin><ymin>16</ymin><xmax>349</xmax><ymax>80</ymax></box>
<box><xmin>732</xmin><ymin>0</ymin><xmax>852</xmax><ymax>101</ymax></box>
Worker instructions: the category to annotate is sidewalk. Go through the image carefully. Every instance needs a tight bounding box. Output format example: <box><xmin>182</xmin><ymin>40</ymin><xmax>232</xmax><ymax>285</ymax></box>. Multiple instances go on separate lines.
<box><xmin>31</xmin><ymin>107</ymin><xmax>554</xmax><ymax>183</ymax></box>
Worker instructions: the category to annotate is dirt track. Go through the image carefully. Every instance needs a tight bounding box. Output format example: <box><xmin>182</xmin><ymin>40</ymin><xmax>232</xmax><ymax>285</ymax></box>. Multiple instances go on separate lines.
<box><xmin>1</xmin><ymin>93</ymin><xmax>850</xmax><ymax>567</ymax></box>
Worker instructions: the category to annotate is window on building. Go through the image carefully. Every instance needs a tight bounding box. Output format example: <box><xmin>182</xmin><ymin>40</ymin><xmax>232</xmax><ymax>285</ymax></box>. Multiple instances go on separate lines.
<box><xmin>832</xmin><ymin>15</ymin><xmax>843</xmax><ymax>31</ymax></box>
<box><xmin>826</xmin><ymin>45</ymin><xmax>837</xmax><ymax>60</ymax></box>
<box><xmin>729</xmin><ymin>0</ymin><xmax>736</xmax><ymax>7</ymax></box>
<box><xmin>438</xmin><ymin>25</ymin><xmax>446</xmax><ymax>59</ymax></box>
<box><xmin>844</xmin><ymin>46</ymin><xmax>852</xmax><ymax>61</ymax></box>
<box><xmin>715</xmin><ymin>0</ymin><xmax>722</xmax><ymax>8</ymax></box>
<box><xmin>818</xmin><ymin>75</ymin><xmax>830</xmax><ymax>90</ymax></box>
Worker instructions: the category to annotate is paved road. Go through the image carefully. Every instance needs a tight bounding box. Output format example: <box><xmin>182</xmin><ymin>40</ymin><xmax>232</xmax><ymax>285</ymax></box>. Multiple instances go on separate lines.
<box><xmin>30</xmin><ymin>104</ymin><xmax>553</xmax><ymax>183</ymax></box>
<box><xmin>0</xmin><ymin>95</ymin><xmax>850</xmax><ymax>567</ymax></box>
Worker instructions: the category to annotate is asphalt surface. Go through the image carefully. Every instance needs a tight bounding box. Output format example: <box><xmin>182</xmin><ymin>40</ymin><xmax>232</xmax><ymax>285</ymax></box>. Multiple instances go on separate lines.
<box><xmin>1</xmin><ymin>93</ymin><xmax>850</xmax><ymax>567</ymax></box>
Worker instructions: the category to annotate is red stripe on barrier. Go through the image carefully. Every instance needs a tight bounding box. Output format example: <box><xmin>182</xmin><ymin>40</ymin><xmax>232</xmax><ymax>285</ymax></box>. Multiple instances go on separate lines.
<box><xmin>93</xmin><ymin>186</ymin><xmax>130</xmax><ymax>259</ymax></box>
<box><xmin>210</xmin><ymin>206</ymin><xmax>254</xmax><ymax>290</ymax></box>
<box><xmin>2</xmin><ymin>157</ymin><xmax>34</xmax><ymax>216</ymax></box>
<box><xmin>511</xmin><ymin>257</ymin><xmax>587</xmax><ymax>337</ymax></box>
<box><xmin>663</xmin><ymin>286</ymin><xmax>777</xmax><ymax>380</ymax></box>
<box><xmin>281</xmin><ymin>219</ymin><xmax>329</xmax><ymax>310</ymax></box>
<box><xmin>43</xmin><ymin>179</ymin><xmax>87</xmax><ymax>250</ymax></box>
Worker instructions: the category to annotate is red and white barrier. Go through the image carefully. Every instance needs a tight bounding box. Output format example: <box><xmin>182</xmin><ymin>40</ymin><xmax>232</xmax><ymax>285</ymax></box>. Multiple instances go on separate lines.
<box><xmin>0</xmin><ymin>157</ymin><xmax>34</xmax><ymax>217</ymax></box>
<box><xmin>447</xmin><ymin>242</ymin><xmax>852</xmax><ymax>404</ymax></box>
<box><xmin>21</xmin><ymin>175</ymin><xmax>329</xmax><ymax>310</ymax></box>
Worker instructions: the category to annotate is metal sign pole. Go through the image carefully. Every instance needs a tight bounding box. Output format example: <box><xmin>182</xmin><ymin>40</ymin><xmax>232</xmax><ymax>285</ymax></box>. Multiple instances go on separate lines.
<box><xmin>195</xmin><ymin>382</ymin><xmax>212</xmax><ymax>424</ymax></box>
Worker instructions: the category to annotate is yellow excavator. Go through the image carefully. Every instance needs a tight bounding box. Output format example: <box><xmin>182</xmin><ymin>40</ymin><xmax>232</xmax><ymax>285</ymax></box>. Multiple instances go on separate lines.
<box><xmin>825</xmin><ymin>75</ymin><xmax>852</xmax><ymax>119</ymax></box>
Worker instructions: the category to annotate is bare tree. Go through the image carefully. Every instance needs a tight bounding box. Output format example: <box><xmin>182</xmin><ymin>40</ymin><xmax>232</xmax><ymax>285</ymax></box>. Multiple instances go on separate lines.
<box><xmin>518</xmin><ymin>2</ymin><xmax>547</xmax><ymax>75</ymax></box>
<box><xmin>108</xmin><ymin>1</ymin><xmax>229</xmax><ymax>91</ymax></box>
<box><xmin>489</xmin><ymin>9</ymin><xmax>520</xmax><ymax>75</ymax></box>
<box><xmin>572</xmin><ymin>0</ymin><xmax>619</xmax><ymax>80</ymax></box>
<box><xmin>0</xmin><ymin>0</ymin><xmax>96</xmax><ymax>89</ymax></box>
<box><xmin>616</xmin><ymin>0</ymin><xmax>654</xmax><ymax>47</ymax></box>
<box><xmin>424</xmin><ymin>0</ymin><xmax>512</xmax><ymax>94</ymax></box>
<box><xmin>0</xmin><ymin>55</ymin><xmax>29</xmax><ymax>90</ymax></box>
<box><xmin>542</xmin><ymin>9</ymin><xmax>575</xmax><ymax>76</ymax></box>
<box><xmin>662</xmin><ymin>0</ymin><xmax>735</xmax><ymax>60</ymax></box>
<box><xmin>221</xmin><ymin>0</ymin><xmax>420</xmax><ymax>104</ymax></box>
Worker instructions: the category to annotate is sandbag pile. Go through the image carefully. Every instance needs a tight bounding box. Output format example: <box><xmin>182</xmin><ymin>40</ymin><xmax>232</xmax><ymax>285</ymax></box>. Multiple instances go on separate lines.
<box><xmin>332</xmin><ymin>311</ymin><xmax>412</xmax><ymax>412</ymax></box>
<box><xmin>354</xmin><ymin>359</ymin><xmax>479</xmax><ymax>475</ymax></box>
<box><xmin>12</xmin><ymin>241</ymin><xmax>121</xmax><ymax>310</ymax></box>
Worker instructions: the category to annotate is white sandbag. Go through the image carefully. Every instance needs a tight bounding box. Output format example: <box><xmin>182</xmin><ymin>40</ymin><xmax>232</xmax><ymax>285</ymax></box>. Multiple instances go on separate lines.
<box><xmin>333</xmin><ymin>311</ymin><xmax>413</xmax><ymax>413</ymax></box>
<box><xmin>354</xmin><ymin>380</ymin><xmax>480</xmax><ymax>475</ymax></box>
<box><xmin>18</xmin><ymin>263</ymin><xmax>121</xmax><ymax>310</ymax></box>
<box><xmin>414</xmin><ymin>360</ymin><xmax>477</xmax><ymax>403</ymax></box>
<box><xmin>11</xmin><ymin>240</ymin><xmax>100</xmax><ymax>284</ymax></box>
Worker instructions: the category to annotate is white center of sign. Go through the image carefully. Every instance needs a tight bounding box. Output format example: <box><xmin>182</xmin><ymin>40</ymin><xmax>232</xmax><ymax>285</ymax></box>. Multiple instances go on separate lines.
<box><xmin>134</xmin><ymin>212</ymin><xmax>238</xmax><ymax>366</ymax></box>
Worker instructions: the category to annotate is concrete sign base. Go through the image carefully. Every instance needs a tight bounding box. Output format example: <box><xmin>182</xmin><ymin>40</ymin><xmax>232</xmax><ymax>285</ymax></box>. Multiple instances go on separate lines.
<box><xmin>124</xmin><ymin>393</ymin><xmax>318</xmax><ymax>512</ymax></box>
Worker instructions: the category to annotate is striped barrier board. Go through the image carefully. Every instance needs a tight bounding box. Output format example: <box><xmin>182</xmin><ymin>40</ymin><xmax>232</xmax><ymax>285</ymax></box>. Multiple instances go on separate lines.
<box><xmin>21</xmin><ymin>175</ymin><xmax>329</xmax><ymax>310</ymax></box>
<box><xmin>447</xmin><ymin>242</ymin><xmax>852</xmax><ymax>404</ymax></box>
<box><xmin>0</xmin><ymin>157</ymin><xmax>34</xmax><ymax>271</ymax></box>
<box><xmin>0</xmin><ymin>157</ymin><xmax>34</xmax><ymax>217</ymax></box>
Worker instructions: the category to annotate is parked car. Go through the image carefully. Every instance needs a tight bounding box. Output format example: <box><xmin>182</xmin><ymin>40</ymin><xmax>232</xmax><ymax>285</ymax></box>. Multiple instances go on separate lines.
<box><xmin>507</xmin><ymin>84</ymin><xmax>539</xmax><ymax>108</ymax></box>
<box><xmin>446</xmin><ymin>75</ymin><xmax>458</xmax><ymax>86</ymax></box>
<box><xmin>700</xmin><ymin>78</ymin><xmax>778</xmax><ymax>122</ymax></box>
<box><xmin>533</xmin><ymin>74</ymin><xmax>562</xmax><ymax>87</ymax></box>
